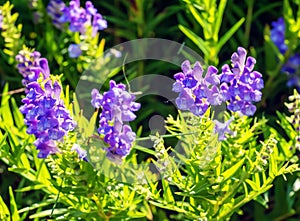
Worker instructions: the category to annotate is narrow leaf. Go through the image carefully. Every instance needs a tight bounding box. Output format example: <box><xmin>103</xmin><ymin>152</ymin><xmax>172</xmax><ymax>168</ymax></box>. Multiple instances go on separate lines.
<box><xmin>178</xmin><ymin>25</ymin><xmax>209</xmax><ymax>56</ymax></box>
<box><xmin>9</xmin><ymin>187</ymin><xmax>20</xmax><ymax>221</ymax></box>
<box><xmin>216</xmin><ymin>17</ymin><xmax>245</xmax><ymax>52</ymax></box>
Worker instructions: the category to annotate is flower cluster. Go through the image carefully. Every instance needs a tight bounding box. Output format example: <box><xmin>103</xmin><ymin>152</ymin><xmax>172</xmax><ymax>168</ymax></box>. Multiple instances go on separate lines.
<box><xmin>270</xmin><ymin>17</ymin><xmax>300</xmax><ymax>90</ymax></box>
<box><xmin>220</xmin><ymin>47</ymin><xmax>264</xmax><ymax>116</ymax></box>
<box><xmin>173</xmin><ymin>47</ymin><xmax>264</xmax><ymax>117</ymax></box>
<box><xmin>16</xmin><ymin>49</ymin><xmax>49</xmax><ymax>85</ymax></box>
<box><xmin>91</xmin><ymin>80</ymin><xmax>141</xmax><ymax>158</ymax></box>
<box><xmin>47</xmin><ymin>0</ymin><xmax>66</xmax><ymax>29</ymax></box>
<box><xmin>270</xmin><ymin>17</ymin><xmax>287</xmax><ymax>54</ymax></box>
<box><xmin>47</xmin><ymin>0</ymin><xmax>107</xmax><ymax>36</ymax></box>
<box><xmin>47</xmin><ymin>0</ymin><xmax>107</xmax><ymax>58</ymax></box>
<box><xmin>172</xmin><ymin>61</ymin><xmax>222</xmax><ymax>116</ymax></box>
<box><xmin>17</xmin><ymin>49</ymin><xmax>76</xmax><ymax>158</ymax></box>
<box><xmin>20</xmin><ymin>80</ymin><xmax>76</xmax><ymax>158</ymax></box>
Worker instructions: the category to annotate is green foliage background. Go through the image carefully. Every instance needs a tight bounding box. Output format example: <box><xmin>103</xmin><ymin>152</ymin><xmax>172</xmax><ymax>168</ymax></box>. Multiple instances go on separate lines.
<box><xmin>0</xmin><ymin>0</ymin><xmax>300</xmax><ymax>220</ymax></box>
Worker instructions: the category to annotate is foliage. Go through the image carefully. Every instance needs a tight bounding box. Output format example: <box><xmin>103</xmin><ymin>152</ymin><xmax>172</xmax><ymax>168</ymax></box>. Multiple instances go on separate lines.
<box><xmin>0</xmin><ymin>0</ymin><xmax>300</xmax><ymax>220</ymax></box>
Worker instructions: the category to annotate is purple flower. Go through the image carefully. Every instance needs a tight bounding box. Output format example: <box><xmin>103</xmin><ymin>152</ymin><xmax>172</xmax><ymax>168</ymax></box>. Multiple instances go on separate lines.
<box><xmin>91</xmin><ymin>88</ymin><xmax>102</xmax><ymax>108</ymax></box>
<box><xmin>16</xmin><ymin>49</ymin><xmax>51</xmax><ymax>85</ymax></box>
<box><xmin>20</xmin><ymin>80</ymin><xmax>76</xmax><ymax>158</ymax></box>
<box><xmin>49</xmin><ymin>0</ymin><xmax>107</xmax><ymax>37</ymax></box>
<box><xmin>92</xmin><ymin>13</ymin><xmax>107</xmax><ymax>36</ymax></box>
<box><xmin>17</xmin><ymin>49</ymin><xmax>76</xmax><ymax>158</ymax></box>
<box><xmin>71</xmin><ymin>144</ymin><xmax>88</xmax><ymax>161</ymax></box>
<box><xmin>68</xmin><ymin>44</ymin><xmax>82</xmax><ymax>58</ymax></box>
<box><xmin>173</xmin><ymin>48</ymin><xmax>263</xmax><ymax>117</ymax></box>
<box><xmin>270</xmin><ymin>17</ymin><xmax>287</xmax><ymax>54</ymax></box>
<box><xmin>47</xmin><ymin>0</ymin><xmax>66</xmax><ymax>29</ymax></box>
<box><xmin>282</xmin><ymin>54</ymin><xmax>300</xmax><ymax>75</ymax></box>
<box><xmin>287</xmin><ymin>75</ymin><xmax>300</xmax><ymax>92</ymax></box>
<box><xmin>91</xmin><ymin>80</ymin><xmax>140</xmax><ymax>158</ymax></box>
<box><xmin>214</xmin><ymin>118</ymin><xmax>234</xmax><ymax>141</ymax></box>
<box><xmin>172</xmin><ymin>60</ymin><xmax>222</xmax><ymax>116</ymax></box>
<box><xmin>270</xmin><ymin>17</ymin><xmax>300</xmax><ymax>90</ymax></box>
<box><xmin>219</xmin><ymin>47</ymin><xmax>264</xmax><ymax>116</ymax></box>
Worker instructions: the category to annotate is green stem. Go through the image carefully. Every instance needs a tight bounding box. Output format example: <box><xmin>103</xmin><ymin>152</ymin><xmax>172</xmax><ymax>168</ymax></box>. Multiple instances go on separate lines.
<box><xmin>136</xmin><ymin>131</ymin><xmax>199</xmax><ymax>141</ymax></box>
<box><xmin>245</xmin><ymin>0</ymin><xmax>254</xmax><ymax>48</ymax></box>
<box><xmin>50</xmin><ymin>170</ymin><xmax>65</xmax><ymax>218</ymax></box>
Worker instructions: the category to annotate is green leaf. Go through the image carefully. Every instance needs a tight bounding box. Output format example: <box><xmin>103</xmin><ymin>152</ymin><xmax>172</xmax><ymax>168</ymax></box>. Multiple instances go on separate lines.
<box><xmin>10</xmin><ymin>98</ymin><xmax>24</xmax><ymax>130</ymax></box>
<box><xmin>132</xmin><ymin>145</ymin><xmax>156</xmax><ymax>156</ymax></box>
<box><xmin>216</xmin><ymin>17</ymin><xmax>245</xmax><ymax>52</ymax></box>
<box><xmin>29</xmin><ymin>209</ymin><xmax>68</xmax><ymax>219</ymax></box>
<box><xmin>15</xmin><ymin>184</ymin><xmax>47</xmax><ymax>193</ymax></box>
<box><xmin>18</xmin><ymin>200</ymin><xmax>56</xmax><ymax>214</ymax></box>
<box><xmin>213</xmin><ymin>0</ymin><xmax>227</xmax><ymax>40</ymax></box>
<box><xmin>268</xmin><ymin>150</ymin><xmax>278</xmax><ymax>178</ymax></box>
<box><xmin>178</xmin><ymin>25</ymin><xmax>209</xmax><ymax>56</ymax></box>
<box><xmin>222</xmin><ymin>158</ymin><xmax>245</xmax><ymax>181</ymax></box>
<box><xmin>0</xmin><ymin>84</ymin><xmax>13</xmax><ymax>127</ymax></box>
<box><xmin>162</xmin><ymin>179</ymin><xmax>175</xmax><ymax>204</ymax></box>
<box><xmin>9</xmin><ymin>187</ymin><xmax>20</xmax><ymax>221</ymax></box>
<box><xmin>245</xmin><ymin>179</ymin><xmax>260</xmax><ymax>191</ymax></box>
<box><xmin>0</xmin><ymin>195</ymin><xmax>10</xmax><ymax>220</ymax></box>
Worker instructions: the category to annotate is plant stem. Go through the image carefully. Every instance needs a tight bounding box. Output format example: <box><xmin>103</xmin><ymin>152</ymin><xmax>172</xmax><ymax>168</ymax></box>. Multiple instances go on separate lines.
<box><xmin>136</xmin><ymin>131</ymin><xmax>199</xmax><ymax>141</ymax></box>
<box><xmin>245</xmin><ymin>0</ymin><xmax>254</xmax><ymax>48</ymax></box>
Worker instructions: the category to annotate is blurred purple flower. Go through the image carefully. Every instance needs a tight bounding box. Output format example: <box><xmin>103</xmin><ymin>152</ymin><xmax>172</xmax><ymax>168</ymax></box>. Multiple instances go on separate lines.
<box><xmin>287</xmin><ymin>75</ymin><xmax>300</xmax><ymax>91</ymax></box>
<box><xmin>282</xmin><ymin>53</ymin><xmax>300</xmax><ymax>75</ymax></box>
<box><xmin>68</xmin><ymin>44</ymin><xmax>82</xmax><ymax>58</ymax></box>
<box><xmin>270</xmin><ymin>17</ymin><xmax>287</xmax><ymax>54</ymax></box>
<box><xmin>214</xmin><ymin>118</ymin><xmax>234</xmax><ymax>141</ymax></box>
<box><xmin>48</xmin><ymin>0</ymin><xmax>107</xmax><ymax>36</ymax></box>
<box><xmin>33</xmin><ymin>12</ymin><xmax>42</xmax><ymax>24</ymax></box>
<box><xmin>270</xmin><ymin>17</ymin><xmax>300</xmax><ymax>90</ymax></box>
<box><xmin>71</xmin><ymin>144</ymin><xmax>88</xmax><ymax>161</ymax></box>
<box><xmin>91</xmin><ymin>80</ymin><xmax>140</xmax><ymax>158</ymax></box>
<box><xmin>219</xmin><ymin>47</ymin><xmax>264</xmax><ymax>116</ymax></box>
<box><xmin>92</xmin><ymin>13</ymin><xmax>107</xmax><ymax>36</ymax></box>
<box><xmin>47</xmin><ymin>0</ymin><xmax>66</xmax><ymax>29</ymax></box>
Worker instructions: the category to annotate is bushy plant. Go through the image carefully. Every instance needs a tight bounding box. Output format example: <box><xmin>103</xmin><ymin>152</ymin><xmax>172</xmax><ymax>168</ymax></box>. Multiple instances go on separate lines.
<box><xmin>1</xmin><ymin>0</ymin><xmax>300</xmax><ymax>220</ymax></box>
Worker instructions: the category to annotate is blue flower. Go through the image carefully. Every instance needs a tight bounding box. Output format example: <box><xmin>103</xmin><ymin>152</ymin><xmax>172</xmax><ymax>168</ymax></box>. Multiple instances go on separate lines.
<box><xmin>68</xmin><ymin>44</ymin><xmax>82</xmax><ymax>58</ymax></box>
<box><xmin>48</xmin><ymin>0</ymin><xmax>107</xmax><ymax>37</ymax></box>
<box><xmin>71</xmin><ymin>144</ymin><xmax>88</xmax><ymax>161</ymax></box>
<box><xmin>219</xmin><ymin>47</ymin><xmax>264</xmax><ymax>116</ymax></box>
<box><xmin>270</xmin><ymin>17</ymin><xmax>287</xmax><ymax>54</ymax></box>
<box><xmin>270</xmin><ymin>17</ymin><xmax>300</xmax><ymax>90</ymax></box>
<box><xmin>214</xmin><ymin>118</ymin><xmax>234</xmax><ymax>141</ymax></box>
<box><xmin>172</xmin><ymin>60</ymin><xmax>223</xmax><ymax>116</ymax></box>
<box><xmin>47</xmin><ymin>0</ymin><xmax>66</xmax><ymax>29</ymax></box>
<box><xmin>17</xmin><ymin>49</ymin><xmax>76</xmax><ymax>158</ymax></box>
<box><xmin>173</xmin><ymin>47</ymin><xmax>263</xmax><ymax>117</ymax></box>
<box><xmin>16</xmin><ymin>50</ymin><xmax>50</xmax><ymax>85</ymax></box>
<box><xmin>91</xmin><ymin>80</ymin><xmax>140</xmax><ymax>158</ymax></box>
<box><xmin>20</xmin><ymin>79</ymin><xmax>76</xmax><ymax>158</ymax></box>
<box><xmin>282</xmin><ymin>54</ymin><xmax>300</xmax><ymax>75</ymax></box>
